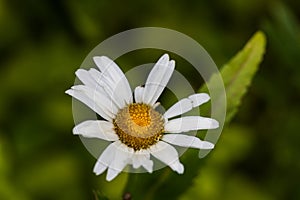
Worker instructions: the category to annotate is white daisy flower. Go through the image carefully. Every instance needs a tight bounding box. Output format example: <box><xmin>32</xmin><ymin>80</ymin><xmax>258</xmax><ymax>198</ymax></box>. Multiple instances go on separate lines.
<box><xmin>66</xmin><ymin>54</ymin><xmax>219</xmax><ymax>181</ymax></box>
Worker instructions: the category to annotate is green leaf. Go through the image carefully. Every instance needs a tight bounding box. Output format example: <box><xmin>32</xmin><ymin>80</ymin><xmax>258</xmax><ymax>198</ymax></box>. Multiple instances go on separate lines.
<box><xmin>124</xmin><ymin>31</ymin><xmax>266</xmax><ymax>200</ymax></box>
<box><xmin>209</xmin><ymin>31</ymin><xmax>266</xmax><ymax>124</ymax></box>
<box><xmin>93</xmin><ymin>190</ymin><xmax>109</xmax><ymax>200</ymax></box>
<box><xmin>198</xmin><ymin>31</ymin><xmax>266</xmax><ymax>126</ymax></box>
<box><xmin>179</xmin><ymin>125</ymin><xmax>258</xmax><ymax>200</ymax></box>
<box><xmin>97</xmin><ymin>172</ymin><xmax>128</xmax><ymax>200</ymax></box>
<box><xmin>178</xmin><ymin>31</ymin><xmax>266</xmax><ymax>200</ymax></box>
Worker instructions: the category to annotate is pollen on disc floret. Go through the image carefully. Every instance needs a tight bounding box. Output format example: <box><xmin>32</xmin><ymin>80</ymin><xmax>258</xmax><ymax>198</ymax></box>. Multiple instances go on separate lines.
<box><xmin>113</xmin><ymin>103</ymin><xmax>165</xmax><ymax>151</ymax></box>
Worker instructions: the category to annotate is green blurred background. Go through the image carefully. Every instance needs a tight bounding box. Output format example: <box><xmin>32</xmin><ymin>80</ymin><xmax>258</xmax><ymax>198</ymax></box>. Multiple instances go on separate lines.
<box><xmin>1</xmin><ymin>0</ymin><xmax>300</xmax><ymax>199</ymax></box>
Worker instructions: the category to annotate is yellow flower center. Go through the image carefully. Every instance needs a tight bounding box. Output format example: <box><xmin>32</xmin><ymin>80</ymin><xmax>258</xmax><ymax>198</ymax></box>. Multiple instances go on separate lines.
<box><xmin>113</xmin><ymin>103</ymin><xmax>164</xmax><ymax>151</ymax></box>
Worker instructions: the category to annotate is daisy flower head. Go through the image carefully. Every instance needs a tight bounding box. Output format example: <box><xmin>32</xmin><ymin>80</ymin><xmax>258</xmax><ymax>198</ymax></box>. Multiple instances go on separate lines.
<box><xmin>66</xmin><ymin>54</ymin><xmax>219</xmax><ymax>181</ymax></box>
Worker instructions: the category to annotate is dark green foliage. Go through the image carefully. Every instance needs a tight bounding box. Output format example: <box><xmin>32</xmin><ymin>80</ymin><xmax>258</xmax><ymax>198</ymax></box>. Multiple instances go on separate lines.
<box><xmin>0</xmin><ymin>1</ymin><xmax>299</xmax><ymax>200</ymax></box>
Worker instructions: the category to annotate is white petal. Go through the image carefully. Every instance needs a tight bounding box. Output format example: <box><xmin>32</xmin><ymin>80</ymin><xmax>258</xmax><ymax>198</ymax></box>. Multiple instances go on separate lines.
<box><xmin>134</xmin><ymin>86</ymin><xmax>144</xmax><ymax>103</ymax></box>
<box><xmin>75</xmin><ymin>69</ymin><xmax>97</xmax><ymax>88</ymax></box>
<box><xmin>163</xmin><ymin>93</ymin><xmax>211</xmax><ymax>119</ymax></box>
<box><xmin>66</xmin><ymin>86</ymin><xmax>115</xmax><ymax>120</ymax></box>
<box><xmin>73</xmin><ymin>120</ymin><xmax>118</xmax><ymax>141</ymax></box>
<box><xmin>141</xmin><ymin>159</ymin><xmax>153</xmax><ymax>173</ymax></box>
<box><xmin>107</xmin><ymin>141</ymin><xmax>133</xmax><ymax>181</ymax></box>
<box><xmin>66</xmin><ymin>85</ymin><xmax>118</xmax><ymax>120</ymax></box>
<box><xmin>76</xmin><ymin>69</ymin><xmax>110</xmax><ymax>99</ymax></box>
<box><xmin>88</xmin><ymin>68</ymin><xmax>126</xmax><ymax>109</ymax></box>
<box><xmin>143</xmin><ymin>54</ymin><xmax>175</xmax><ymax>105</ymax></box>
<box><xmin>93</xmin><ymin>142</ymin><xmax>117</xmax><ymax>176</ymax></box>
<box><xmin>148</xmin><ymin>60</ymin><xmax>175</xmax><ymax>105</ymax></box>
<box><xmin>163</xmin><ymin>98</ymin><xmax>193</xmax><ymax>119</ymax></box>
<box><xmin>150</xmin><ymin>141</ymin><xmax>184</xmax><ymax>174</ymax></box>
<box><xmin>89</xmin><ymin>68</ymin><xmax>133</xmax><ymax>109</ymax></box>
<box><xmin>65</xmin><ymin>88</ymin><xmax>112</xmax><ymax>121</ymax></box>
<box><xmin>106</xmin><ymin>168</ymin><xmax>120</xmax><ymax>181</ymax></box>
<box><xmin>132</xmin><ymin>150</ymin><xmax>153</xmax><ymax>173</ymax></box>
<box><xmin>188</xmin><ymin>93</ymin><xmax>210</xmax><ymax>107</ymax></box>
<box><xmin>162</xmin><ymin>134</ymin><xmax>214</xmax><ymax>149</ymax></box>
<box><xmin>93</xmin><ymin>56</ymin><xmax>133</xmax><ymax>105</ymax></box>
<box><xmin>93</xmin><ymin>56</ymin><xmax>120</xmax><ymax>82</ymax></box>
<box><xmin>164</xmin><ymin>116</ymin><xmax>219</xmax><ymax>133</ymax></box>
